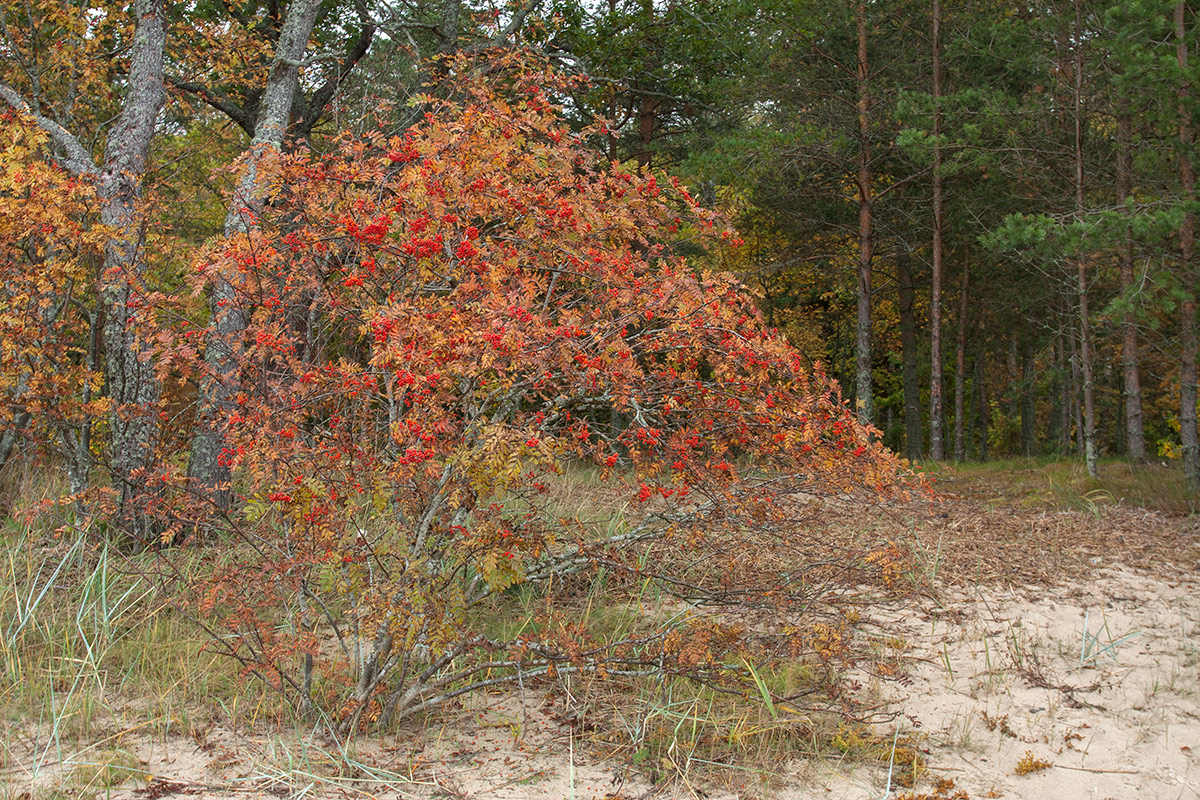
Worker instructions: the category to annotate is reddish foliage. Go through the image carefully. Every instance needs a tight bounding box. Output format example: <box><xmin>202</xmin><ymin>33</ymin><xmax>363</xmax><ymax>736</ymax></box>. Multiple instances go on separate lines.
<box><xmin>161</xmin><ymin>53</ymin><xmax>909</xmax><ymax>727</ymax></box>
<box><xmin>0</xmin><ymin>119</ymin><xmax>107</xmax><ymax>505</ymax></box>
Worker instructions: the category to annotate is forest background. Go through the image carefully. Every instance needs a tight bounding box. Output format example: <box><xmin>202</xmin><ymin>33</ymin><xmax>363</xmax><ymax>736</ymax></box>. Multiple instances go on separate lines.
<box><xmin>7</xmin><ymin>0</ymin><xmax>1200</xmax><ymax>485</ymax></box>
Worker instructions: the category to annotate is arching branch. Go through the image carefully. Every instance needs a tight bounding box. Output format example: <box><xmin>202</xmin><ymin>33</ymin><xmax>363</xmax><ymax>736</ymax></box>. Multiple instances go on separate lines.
<box><xmin>0</xmin><ymin>83</ymin><xmax>97</xmax><ymax>176</ymax></box>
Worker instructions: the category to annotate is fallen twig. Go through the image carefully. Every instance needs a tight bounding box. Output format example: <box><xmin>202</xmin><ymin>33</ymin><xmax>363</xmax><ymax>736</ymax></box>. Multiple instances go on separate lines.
<box><xmin>1054</xmin><ymin>764</ymin><xmax>1139</xmax><ymax>775</ymax></box>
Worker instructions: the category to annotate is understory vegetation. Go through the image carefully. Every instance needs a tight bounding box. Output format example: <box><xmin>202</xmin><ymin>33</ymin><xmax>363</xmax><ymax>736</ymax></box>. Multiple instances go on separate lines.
<box><xmin>3</xmin><ymin>457</ymin><xmax>1195</xmax><ymax>798</ymax></box>
<box><xmin>0</xmin><ymin>467</ymin><xmax>915</xmax><ymax>798</ymax></box>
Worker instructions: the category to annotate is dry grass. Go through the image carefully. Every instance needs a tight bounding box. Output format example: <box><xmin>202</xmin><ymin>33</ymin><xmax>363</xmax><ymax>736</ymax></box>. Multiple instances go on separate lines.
<box><xmin>3</xmin><ymin>456</ymin><xmax>1196</xmax><ymax>798</ymax></box>
<box><xmin>0</xmin><ymin>521</ymin><xmax>292</xmax><ymax>798</ymax></box>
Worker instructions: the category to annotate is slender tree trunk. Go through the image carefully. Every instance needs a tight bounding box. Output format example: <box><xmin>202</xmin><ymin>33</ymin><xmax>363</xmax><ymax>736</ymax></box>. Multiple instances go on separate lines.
<box><xmin>1177</xmin><ymin>0</ymin><xmax>1199</xmax><ymax>485</ymax></box>
<box><xmin>953</xmin><ymin>261</ymin><xmax>969</xmax><ymax>461</ymax></box>
<box><xmin>929</xmin><ymin>0</ymin><xmax>946</xmax><ymax>460</ymax></box>
<box><xmin>1069</xmin><ymin>326</ymin><xmax>1084</xmax><ymax>455</ymax></box>
<box><xmin>61</xmin><ymin>307</ymin><xmax>102</xmax><ymax>505</ymax></box>
<box><xmin>1006</xmin><ymin>335</ymin><xmax>1019</xmax><ymax>420</ymax></box>
<box><xmin>188</xmin><ymin>0</ymin><xmax>323</xmax><ymax>512</ymax></box>
<box><xmin>1117</xmin><ymin>109</ymin><xmax>1147</xmax><ymax>462</ymax></box>
<box><xmin>1073</xmin><ymin>0</ymin><xmax>1098</xmax><ymax>477</ymax></box>
<box><xmin>1021</xmin><ymin>341</ymin><xmax>1035</xmax><ymax>456</ymax></box>
<box><xmin>98</xmin><ymin>0</ymin><xmax>167</xmax><ymax>540</ymax></box>
<box><xmin>0</xmin><ymin>285</ymin><xmax>64</xmax><ymax>475</ymax></box>
<box><xmin>854</xmin><ymin>0</ymin><xmax>875</xmax><ymax>426</ymax></box>
<box><xmin>1049</xmin><ymin>332</ymin><xmax>1063</xmax><ymax>452</ymax></box>
<box><xmin>898</xmin><ymin>253</ymin><xmax>922</xmax><ymax>459</ymax></box>
<box><xmin>976</xmin><ymin>348</ymin><xmax>988</xmax><ymax>461</ymax></box>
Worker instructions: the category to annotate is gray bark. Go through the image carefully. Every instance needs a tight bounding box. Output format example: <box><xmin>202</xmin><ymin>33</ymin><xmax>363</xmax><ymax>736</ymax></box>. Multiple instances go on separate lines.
<box><xmin>438</xmin><ymin>0</ymin><xmax>462</xmax><ymax>55</ymax></box>
<box><xmin>1072</xmin><ymin>0</ymin><xmax>1097</xmax><ymax>478</ymax></box>
<box><xmin>188</xmin><ymin>0</ymin><xmax>323</xmax><ymax>512</ymax></box>
<box><xmin>96</xmin><ymin>0</ymin><xmax>167</xmax><ymax>539</ymax></box>
<box><xmin>0</xmin><ymin>83</ymin><xmax>97</xmax><ymax>177</ymax></box>
<box><xmin>953</xmin><ymin>262</ymin><xmax>968</xmax><ymax>462</ymax></box>
<box><xmin>1117</xmin><ymin>110</ymin><xmax>1146</xmax><ymax>462</ymax></box>
<box><xmin>929</xmin><ymin>0</ymin><xmax>946</xmax><ymax>460</ymax></box>
<box><xmin>0</xmin><ymin>412</ymin><xmax>30</xmax><ymax>475</ymax></box>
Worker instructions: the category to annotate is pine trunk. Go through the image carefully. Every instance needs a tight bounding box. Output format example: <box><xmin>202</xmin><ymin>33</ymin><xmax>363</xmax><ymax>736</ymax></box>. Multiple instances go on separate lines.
<box><xmin>976</xmin><ymin>349</ymin><xmax>988</xmax><ymax>461</ymax></box>
<box><xmin>637</xmin><ymin>95</ymin><xmax>656</xmax><ymax>170</ymax></box>
<box><xmin>1021</xmin><ymin>342</ymin><xmax>1035</xmax><ymax>456</ymax></box>
<box><xmin>929</xmin><ymin>0</ymin><xmax>946</xmax><ymax>459</ymax></box>
<box><xmin>1073</xmin><ymin>0</ymin><xmax>1098</xmax><ymax>478</ymax></box>
<box><xmin>899</xmin><ymin>253</ymin><xmax>923</xmax><ymax>459</ymax></box>
<box><xmin>854</xmin><ymin>0</ymin><xmax>875</xmax><ymax>426</ymax></box>
<box><xmin>1068</xmin><ymin>327</ymin><xmax>1084</xmax><ymax>455</ymax></box>
<box><xmin>953</xmin><ymin>261</ymin><xmax>969</xmax><ymax>461</ymax></box>
<box><xmin>1117</xmin><ymin>110</ymin><xmax>1147</xmax><ymax>462</ymax></box>
<box><xmin>1177</xmin><ymin>0</ymin><xmax>1199</xmax><ymax>485</ymax></box>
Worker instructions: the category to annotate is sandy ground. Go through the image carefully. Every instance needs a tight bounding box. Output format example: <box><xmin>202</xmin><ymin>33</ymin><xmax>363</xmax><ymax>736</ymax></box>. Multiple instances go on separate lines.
<box><xmin>864</xmin><ymin>565</ymin><xmax>1200</xmax><ymax>800</ymax></box>
<box><xmin>4</xmin><ymin>500</ymin><xmax>1199</xmax><ymax>799</ymax></box>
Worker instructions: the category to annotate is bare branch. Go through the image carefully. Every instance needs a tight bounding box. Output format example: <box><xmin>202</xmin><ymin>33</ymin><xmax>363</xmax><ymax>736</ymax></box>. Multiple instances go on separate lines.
<box><xmin>295</xmin><ymin>15</ymin><xmax>377</xmax><ymax>140</ymax></box>
<box><xmin>0</xmin><ymin>82</ymin><xmax>96</xmax><ymax>176</ymax></box>
<box><xmin>167</xmin><ymin>76</ymin><xmax>256</xmax><ymax>136</ymax></box>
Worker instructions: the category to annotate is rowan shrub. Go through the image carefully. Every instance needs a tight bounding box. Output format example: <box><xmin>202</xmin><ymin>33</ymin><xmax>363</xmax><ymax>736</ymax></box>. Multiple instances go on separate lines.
<box><xmin>0</xmin><ymin>116</ymin><xmax>107</xmax><ymax>505</ymax></box>
<box><xmin>168</xmin><ymin>52</ymin><xmax>908</xmax><ymax>731</ymax></box>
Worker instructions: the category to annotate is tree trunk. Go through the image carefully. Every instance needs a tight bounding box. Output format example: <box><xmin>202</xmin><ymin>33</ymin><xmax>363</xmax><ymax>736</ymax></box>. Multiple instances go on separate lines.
<box><xmin>437</xmin><ymin>0</ymin><xmax>462</xmax><ymax>55</ymax></box>
<box><xmin>62</xmin><ymin>307</ymin><xmax>103</xmax><ymax>507</ymax></box>
<box><xmin>1068</xmin><ymin>325</ymin><xmax>1084</xmax><ymax>455</ymax></box>
<box><xmin>1006</xmin><ymin>334</ymin><xmax>1019</xmax><ymax>420</ymax></box>
<box><xmin>98</xmin><ymin>0</ymin><xmax>167</xmax><ymax>541</ymax></box>
<box><xmin>1021</xmin><ymin>341</ymin><xmax>1035</xmax><ymax>456</ymax></box>
<box><xmin>929</xmin><ymin>0</ymin><xmax>946</xmax><ymax>460</ymax></box>
<box><xmin>0</xmin><ymin>1</ymin><xmax>165</xmax><ymax>536</ymax></box>
<box><xmin>1117</xmin><ymin>109</ymin><xmax>1147</xmax><ymax>462</ymax></box>
<box><xmin>854</xmin><ymin>0</ymin><xmax>875</xmax><ymax>426</ymax></box>
<box><xmin>1073</xmin><ymin>0</ymin><xmax>1098</xmax><ymax>477</ymax></box>
<box><xmin>975</xmin><ymin>347</ymin><xmax>988</xmax><ymax>461</ymax></box>
<box><xmin>0</xmin><ymin>413</ymin><xmax>30</xmax><ymax>475</ymax></box>
<box><xmin>637</xmin><ymin>94</ymin><xmax>656</xmax><ymax>170</ymax></box>
<box><xmin>898</xmin><ymin>253</ymin><xmax>922</xmax><ymax>459</ymax></box>
<box><xmin>1177</xmin><ymin>0</ymin><xmax>1199</xmax><ymax>485</ymax></box>
<box><xmin>188</xmin><ymin>0</ymin><xmax>324</xmax><ymax>512</ymax></box>
<box><xmin>953</xmin><ymin>261</ymin><xmax>969</xmax><ymax>462</ymax></box>
<box><xmin>1049</xmin><ymin>331</ymin><xmax>1063</xmax><ymax>453</ymax></box>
